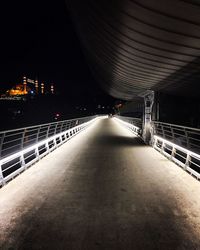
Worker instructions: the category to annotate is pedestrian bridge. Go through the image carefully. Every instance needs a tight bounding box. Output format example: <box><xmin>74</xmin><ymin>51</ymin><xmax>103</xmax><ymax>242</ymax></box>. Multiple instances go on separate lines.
<box><xmin>1</xmin><ymin>117</ymin><xmax>200</xmax><ymax>249</ymax></box>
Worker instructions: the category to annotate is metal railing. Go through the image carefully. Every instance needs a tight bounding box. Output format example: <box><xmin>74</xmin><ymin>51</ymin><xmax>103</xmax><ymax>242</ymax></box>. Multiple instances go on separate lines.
<box><xmin>152</xmin><ymin>121</ymin><xmax>200</xmax><ymax>179</ymax></box>
<box><xmin>153</xmin><ymin>135</ymin><xmax>200</xmax><ymax>179</ymax></box>
<box><xmin>0</xmin><ymin>116</ymin><xmax>98</xmax><ymax>186</ymax></box>
<box><xmin>114</xmin><ymin>115</ymin><xmax>142</xmax><ymax>136</ymax></box>
<box><xmin>152</xmin><ymin>122</ymin><xmax>200</xmax><ymax>154</ymax></box>
<box><xmin>115</xmin><ymin>116</ymin><xmax>200</xmax><ymax>180</ymax></box>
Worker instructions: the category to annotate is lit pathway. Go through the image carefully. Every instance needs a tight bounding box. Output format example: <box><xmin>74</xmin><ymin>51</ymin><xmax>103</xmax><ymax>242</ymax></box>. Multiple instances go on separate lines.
<box><xmin>1</xmin><ymin>118</ymin><xmax>200</xmax><ymax>249</ymax></box>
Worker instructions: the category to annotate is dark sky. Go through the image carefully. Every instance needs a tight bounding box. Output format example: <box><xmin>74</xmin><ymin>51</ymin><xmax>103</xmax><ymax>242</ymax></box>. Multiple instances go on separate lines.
<box><xmin>0</xmin><ymin>1</ymin><xmax>115</xmax><ymax>106</ymax></box>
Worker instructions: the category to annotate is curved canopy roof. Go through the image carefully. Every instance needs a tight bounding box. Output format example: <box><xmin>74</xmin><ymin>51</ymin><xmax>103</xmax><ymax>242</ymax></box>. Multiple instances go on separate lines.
<box><xmin>66</xmin><ymin>0</ymin><xmax>200</xmax><ymax>100</ymax></box>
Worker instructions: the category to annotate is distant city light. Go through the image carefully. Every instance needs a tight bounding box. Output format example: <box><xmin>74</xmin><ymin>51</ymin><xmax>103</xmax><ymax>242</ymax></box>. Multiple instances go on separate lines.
<box><xmin>1</xmin><ymin>76</ymin><xmax>56</xmax><ymax>99</ymax></box>
<box><xmin>41</xmin><ymin>83</ymin><xmax>44</xmax><ymax>94</ymax></box>
<box><xmin>50</xmin><ymin>84</ymin><xmax>54</xmax><ymax>94</ymax></box>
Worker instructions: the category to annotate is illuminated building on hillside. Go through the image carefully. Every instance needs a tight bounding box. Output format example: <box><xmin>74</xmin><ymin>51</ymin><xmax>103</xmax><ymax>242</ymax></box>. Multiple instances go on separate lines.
<box><xmin>4</xmin><ymin>77</ymin><xmax>55</xmax><ymax>97</ymax></box>
<box><xmin>6</xmin><ymin>84</ymin><xmax>27</xmax><ymax>96</ymax></box>
<box><xmin>6</xmin><ymin>77</ymin><xmax>28</xmax><ymax>96</ymax></box>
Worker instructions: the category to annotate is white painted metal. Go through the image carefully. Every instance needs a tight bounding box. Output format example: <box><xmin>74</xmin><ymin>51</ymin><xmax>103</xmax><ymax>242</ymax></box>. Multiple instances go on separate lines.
<box><xmin>114</xmin><ymin>116</ymin><xmax>142</xmax><ymax>136</ymax></box>
<box><xmin>0</xmin><ymin>116</ymin><xmax>98</xmax><ymax>186</ymax></box>
<box><xmin>153</xmin><ymin>135</ymin><xmax>200</xmax><ymax>180</ymax></box>
<box><xmin>115</xmin><ymin>116</ymin><xmax>200</xmax><ymax>180</ymax></box>
<box><xmin>152</xmin><ymin>121</ymin><xmax>200</xmax><ymax>153</ymax></box>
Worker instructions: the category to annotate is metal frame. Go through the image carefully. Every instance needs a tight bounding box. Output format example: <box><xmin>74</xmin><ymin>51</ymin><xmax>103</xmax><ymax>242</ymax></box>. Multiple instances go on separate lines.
<box><xmin>0</xmin><ymin>116</ymin><xmax>97</xmax><ymax>186</ymax></box>
<box><xmin>114</xmin><ymin>116</ymin><xmax>142</xmax><ymax>136</ymax></box>
<box><xmin>115</xmin><ymin>116</ymin><xmax>200</xmax><ymax>180</ymax></box>
<box><xmin>152</xmin><ymin>121</ymin><xmax>200</xmax><ymax>179</ymax></box>
<box><xmin>152</xmin><ymin>121</ymin><xmax>200</xmax><ymax>154</ymax></box>
<box><xmin>153</xmin><ymin>135</ymin><xmax>200</xmax><ymax>180</ymax></box>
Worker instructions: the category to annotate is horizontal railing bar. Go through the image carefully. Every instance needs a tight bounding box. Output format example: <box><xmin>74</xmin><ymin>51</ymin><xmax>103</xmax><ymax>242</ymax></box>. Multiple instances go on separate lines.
<box><xmin>2</xmin><ymin>144</ymin><xmax>21</xmax><ymax>151</ymax></box>
<box><xmin>2</xmin><ymin>160</ymin><xmax>21</xmax><ymax>173</ymax></box>
<box><xmin>0</xmin><ymin>115</ymin><xmax>99</xmax><ymax>186</ymax></box>
<box><xmin>115</xmin><ymin>115</ymin><xmax>200</xmax><ymax>181</ymax></box>
<box><xmin>0</xmin><ymin>116</ymin><xmax>93</xmax><ymax>134</ymax></box>
<box><xmin>189</xmin><ymin>161</ymin><xmax>200</xmax><ymax>168</ymax></box>
<box><xmin>153</xmin><ymin>121</ymin><xmax>200</xmax><ymax>132</ymax></box>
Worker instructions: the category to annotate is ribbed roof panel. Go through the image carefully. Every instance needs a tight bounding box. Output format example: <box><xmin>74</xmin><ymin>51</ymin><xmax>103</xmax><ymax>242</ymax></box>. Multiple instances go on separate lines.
<box><xmin>66</xmin><ymin>0</ymin><xmax>200</xmax><ymax>100</ymax></box>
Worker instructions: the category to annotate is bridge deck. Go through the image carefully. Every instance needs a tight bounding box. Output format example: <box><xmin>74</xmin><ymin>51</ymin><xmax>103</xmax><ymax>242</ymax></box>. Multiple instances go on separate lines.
<box><xmin>1</xmin><ymin>118</ymin><xmax>200</xmax><ymax>249</ymax></box>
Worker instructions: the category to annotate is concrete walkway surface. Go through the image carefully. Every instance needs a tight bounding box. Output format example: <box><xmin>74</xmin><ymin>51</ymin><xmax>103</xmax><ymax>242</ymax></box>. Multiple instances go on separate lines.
<box><xmin>1</xmin><ymin>118</ymin><xmax>200</xmax><ymax>250</ymax></box>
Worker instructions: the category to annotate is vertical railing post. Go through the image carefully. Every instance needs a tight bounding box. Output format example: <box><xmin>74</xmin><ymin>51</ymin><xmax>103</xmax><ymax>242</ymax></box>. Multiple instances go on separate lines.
<box><xmin>0</xmin><ymin>132</ymin><xmax>5</xmax><ymax>159</ymax></box>
<box><xmin>153</xmin><ymin>136</ymin><xmax>157</xmax><ymax>149</ymax></box>
<box><xmin>185</xmin><ymin>153</ymin><xmax>191</xmax><ymax>170</ymax></box>
<box><xmin>161</xmin><ymin>124</ymin><xmax>165</xmax><ymax>139</ymax></box>
<box><xmin>46</xmin><ymin>141</ymin><xmax>50</xmax><ymax>153</ymax></box>
<box><xmin>45</xmin><ymin>125</ymin><xmax>51</xmax><ymax>152</ymax></box>
<box><xmin>21</xmin><ymin>129</ymin><xmax>26</xmax><ymax>150</ymax></box>
<box><xmin>46</xmin><ymin>124</ymin><xmax>50</xmax><ymax>139</ymax></box>
<box><xmin>53</xmin><ymin>123</ymin><xmax>59</xmax><ymax>148</ymax></box>
<box><xmin>36</xmin><ymin>126</ymin><xmax>41</xmax><ymax>144</ymax></box>
<box><xmin>171</xmin><ymin>125</ymin><xmax>175</xmax><ymax>143</ymax></box>
<box><xmin>20</xmin><ymin>152</ymin><xmax>26</xmax><ymax>170</ymax></box>
<box><xmin>150</xmin><ymin>121</ymin><xmax>155</xmax><ymax>145</ymax></box>
<box><xmin>54</xmin><ymin>122</ymin><xmax>59</xmax><ymax>135</ymax></box>
<box><xmin>0</xmin><ymin>160</ymin><xmax>5</xmax><ymax>186</ymax></box>
<box><xmin>61</xmin><ymin>122</ymin><xmax>67</xmax><ymax>141</ymax></box>
<box><xmin>171</xmin><ymin>146</ymin><xmax>176</xmax><ymax>160</ymax></box>
<box><xmin>60</xmin><ymin>121</ymin><xmax>64</xmax><ymax>133</ymax></box>
<box><xmin>35</xmin><ymin>126</ymin><xmax>41</xmax><ymax>160</ymax></box>
<box><xmin>185</xmin><ymin>129</ymin><xmax>190</xmax><ymax>149</ymax></box>
<box><xmin>69</xmin><ymin>121</ymin><xmax>72</xmax><ymax>131</ymax></box>
<box><xmin>161</xmin><ymin>140</ymin><xmax>165</xmax><ymax>154</ymax></box>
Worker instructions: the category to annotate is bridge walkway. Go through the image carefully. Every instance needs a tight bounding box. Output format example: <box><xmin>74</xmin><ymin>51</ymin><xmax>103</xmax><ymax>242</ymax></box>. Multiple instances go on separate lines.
<box><xmin>1</xmin><ymin>118</ymin><xmax>200</xmax><ymax>249</ymax></box>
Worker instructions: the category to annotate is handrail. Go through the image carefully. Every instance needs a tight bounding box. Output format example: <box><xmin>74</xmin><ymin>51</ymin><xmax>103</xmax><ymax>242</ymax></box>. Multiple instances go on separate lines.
<box><xmin>0</xmin><ymin>116</ymin><xmax>97</xmax><ymax>160</ymax></box>
<box><xmin>0</xmin><ymin>115</ymin><xmax>95</xmax><ymax>134</ymax></box>
<box><xmin>114</xmin><ymin>115</ymin><xmax>142</xmax><ymax>130</ymax></box>
<box><xmin>152</xmin><ymin>121</ymin><xmax>200</xmax><ymax>154</ymax></box>
<box><xmin>115</xmin><ymin>115</ymin><xmax>200</xmax><ymax>180</ymax></box>
<box><xmin>153</xmin><ymin>135</ymin><xmax>200</xmax><ymax>180</ymax></box>
<box><xmin>0</xmin><ymin>115</ymin><xmax>98</xmax><ymax>186</ymax></box>
<box><xmin>153</xmin><ymin>121</ymin><xmax>200</xmax><ymax>132</ymax></box>
<box><xmin>114</xmin><ymin>115</ymin><xmax>142</xmax><ymax>136</ymax></box>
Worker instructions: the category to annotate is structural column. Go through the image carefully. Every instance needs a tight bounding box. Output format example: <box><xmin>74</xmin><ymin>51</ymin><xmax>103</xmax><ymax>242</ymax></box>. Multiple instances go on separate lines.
<box><xmin>140</xmin><ymin>90</ymin><xmax>155</xmax><ymax>144</ymax></box>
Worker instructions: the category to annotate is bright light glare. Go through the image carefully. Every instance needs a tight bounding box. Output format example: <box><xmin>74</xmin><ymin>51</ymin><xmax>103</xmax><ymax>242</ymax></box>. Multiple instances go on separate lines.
<box><xmin>0</xmin><ymin>117</ymin><xmax>99</xmax><ymax>173</ymax></box>
<box><xmin>154</xmin><ymin>135</ymin><xmax>200</xmax><ymax>159</ymax></box>
<box><xmin>113</xmin><ymin>117</ymin><xmax>140</xmax><ymax>134</ymax></box>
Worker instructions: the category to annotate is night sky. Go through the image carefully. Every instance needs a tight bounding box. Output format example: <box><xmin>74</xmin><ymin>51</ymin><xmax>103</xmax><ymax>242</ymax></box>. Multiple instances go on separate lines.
<box><xmin>0</xmin><ymin>1</ymin><xmax>115</xmax><ymax>106</ymax></box>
